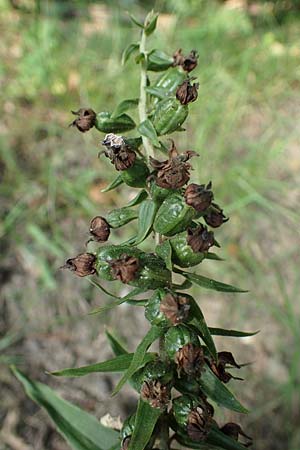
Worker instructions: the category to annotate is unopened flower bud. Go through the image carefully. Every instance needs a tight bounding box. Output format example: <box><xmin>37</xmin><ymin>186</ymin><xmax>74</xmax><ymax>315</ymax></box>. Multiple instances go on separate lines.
<box><xmin>89</xmin><ymin>216</ymin><xmax>110</xmax><ymax>242</ymax></box>
<box><xmin>62</xmin><ymin>253</ymin><xmax>96</xmax><ymax>277</ymax></box>
<box><xmin>173</xmin><ymin>49</ymin><xmax>199</xmax><ymax>72</ymax></box>
<box><xmin>176</xmin><ymin>79</ymin><xmax>199</xmax><ymax>105</ymax></box>
<box><xmin>101</xmin><ymin>133</ymin><xmax>136</xmax><ymax>171</ymax></box>
<box><xmin>140</xmin><ymin>379</ymin><xmax>170</xmax><ymax>409</ymax></box>
<box><xmin>70</xmin><ymin>108</ymin><xmax>96</xmax><ymax>132</ymax></box>
<box><xmin>109</xmin><ymin>254</ymin><xmax>139</xmax><ymax>284</ymax></box>
<box><xmin>204</xmin><ymin>203</ymin><xmax>229</xmax><ymax>228</ymax></box>
<box><xmin>187</xmin><ymin>224</ymin><xmax>214</xmax><ymax>253</ymax></box>
<box><xmin>175</xmin><ymin>343</ymin><xmax>204</xmax><ymax>377</ymax></box>
<box><xmin>184</xmin><ymin>182</ymin><xmax>213</xmax><ymax>212</ymax></box>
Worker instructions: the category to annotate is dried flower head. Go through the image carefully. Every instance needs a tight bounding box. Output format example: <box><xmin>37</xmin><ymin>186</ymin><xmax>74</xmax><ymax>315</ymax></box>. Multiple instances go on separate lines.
<box><xmin>150</xmin><ymin>141</ymin><xmax>198</xmax><ymax>189</ymax></box>
<box><xmin>89</xmin><ymin>216</ymin><xmax>110</xmax><ymax>242</ymax></box>
<box><xmin>160</xmin><ymin>292</ymin><xmax>190</xmax><ymax>325</ymax></box>
<box><xmin>204</xmin><ymin>203</ymin><xmax>229</xmax><ymax>228</ymax></box>
<box><xmin>221</xmin><ymin>423</ymin><xmax>252</xmax><ymax>446</ymax></box>
<box><xmin>70</xmin><ymin>108</ymin><xmax>96</xmax><ymax>132</ymax></box>
<box><xmin>187</xmin><ymin>224</ymin><xmax>215</xmax><ymax>253</ymax></box>
<box><xmin>141</xmin><ymin>379</ymin><xmax>170</xmax><ymax>409</ymax></box>
<box><xmin>187</xmin><ymin>405</ymin><xmax>213</xmax><ymax>441</ymax></box>
<box><xmin>175</xmin><ymin>343</ymin><xmax>204</xmax><ymax>376</ymax></box>
<box><xmin>109</xmin><ymin>254</ymin><xmax>140</xmax><ymax>284</ymax></box>
<box><xmin>173</xmin><ymin>49</ymin><xmax>199</xmax><ymax>72</ymax></box>
<box><xmin>184</xmin><ymin>182</ymin><xmax>213</xmax><ymax>212</ymax></box>
<box><xmin>62</xmin><ymin>253</ymin><xmax>96</xmax><ymax>277</ymax></box>
<box><xmin>209</xmin><ymin>351</ymin><xmax>243</xmax><ymax>383</ymax></box>
<box><xmin>101</xmin><ymin>133</ymin><xmax>136</xmax><ymax>171</ymax></box>
<box><xmin>176</xmin><ymin>79</ymin><xmax>199</xmax><ymax>105</ymax></box>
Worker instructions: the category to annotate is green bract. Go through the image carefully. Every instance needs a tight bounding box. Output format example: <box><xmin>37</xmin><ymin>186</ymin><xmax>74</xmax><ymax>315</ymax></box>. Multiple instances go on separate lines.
<box><xmin>154</xmin><ymin>68</ymin><xmax>186</xmax><ymax>97</ymax></box>
<box><xmin>152</xmin><ymin>98</ymin><xmax>189</xmax><ymax>135</ymax></box>
<box><xmin>164</xmin><ymin>324</ymin><xmax>200</xmax><ymax>360</ymax></box>
<box><xmin>95</xmin><ymin>111</ymin><xmax>136</xmax><ymax>133</ymax></box>
<box><xmin>121</xmin><ymin>159</ymin><xmax>150</xmax><ymax>187</ymax></box>
<box><xmin>153</xmin><ymin>193</ymin><xmax>196</xmax><ymax>236</ymax></box>
<box><xmin>170</xmin><ymin>231</ymin><xmax>206</xmax><ymax>267</ymax></box>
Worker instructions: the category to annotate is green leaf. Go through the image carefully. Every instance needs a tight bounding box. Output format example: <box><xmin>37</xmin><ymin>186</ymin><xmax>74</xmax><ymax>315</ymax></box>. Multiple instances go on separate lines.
<box><xmin>101</xmin><ymin>174</ymin><xmax>123</xmax><ymax>193</ymax></box>
<box><xmin>205</xmin><ymin>252</ymin><xmax>224</xmax><ymax>261</ymax></box>
<box><xmin>106</xmin><ymin>207</ymin><xmax>138</xmax><ymax>228</ymax></box>
<box><xmin>129</xmin><ymin>13</ymin><xmax>144</xmax><ymax>28</ymax></box>
<box><xmin>127</xmin><ymin>399</ymin><xmax>161</xmax><ymax>450</ymax></box>
<box><xmin>174</xmin><ymin>431</ymin><xmax>224</xmax><ymax>449</ymax></box>
<box><xmin>144</xmin><ymin>11</ymin><xmax>159</xmax><ymax>36</ymax></box>
<box><xmin>145</xmin><ymin>86</ymin><xmax>166</xmax><ymax>99</ymax></box>
<box><xmin>182</xmin><ymin>272</ymin><xmax>248</xmax><ymax>293</ymax></box>
<box><xmin>111</xmin><ymin>99</ymin><xmax>139</xmax><ymax>119</ymax></box>
<box><xmin>125</xmin><ymin>189</ymin><xmax>148</xmax><ymax>207</ymax></box>
<box><xmin>147</xmin><ymin>49</ymin><xmax>173</xmax><ymax>72</ymax></box>
<box><xmin>137</xmin><ymin>119</ymin><xmax>160</xmax><ymax>147</ymax></box>
<box><xmin>189</xmin><ymin>298</ymin><xmax>217</xmax><ymax>360</ymax></box>
<box><xmin>209</xmin><ymin>327</ymin><xmax>259</xmax><ymax>338</ymax></box>
<box><xmin>95</xmin><ymin>112</ymin><xmax>136</xmax><ymax>134</ymax></box>
<box><xmin>208</xmin><ymin>427</ymin><xmax>250</xmax><ymax>450</ymax></box>
<box><xmin>155</xmin><ymin>239</ymin><xmax>173</xmax><ymax>271</ymax></box>
<box><xmin>199</xmin><ymin>364</ymin><xmax>249</xmax><ymax>414</ymax></box>
<box><xmin>12</xmin><ymin>367</ymin><xmax>119</xmax><ymax>450</ymax></box>
<box><xmin>134</xmin><ymin>200</ymin><xmax>158</xmax><ymax>245</ymax></box>
<box><xmin>105</xmin><ymin>330</ymin><xmax>128</xmax><ymax>356</ymax></box>
<box><xmin>122</xmin><ymin>43</ymin><xmax>139</xmax><ymax>65</ymax></box>
<box><xmin>50</xmin><ymin>353</ymin><xmax>156</xmax><ymax>378</ymax></box>
<box><xmin>113</xmin><ymin>326</ymin><xmax>163</xmax><ymax>395</ymax></box>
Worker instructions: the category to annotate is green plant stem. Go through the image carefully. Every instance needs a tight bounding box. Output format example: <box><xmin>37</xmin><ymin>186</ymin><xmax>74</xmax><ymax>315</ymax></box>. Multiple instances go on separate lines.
<box><xmin>139</xmin><ymin>29</ymin><xmax>154</xmax><ymax>159</ymax></box>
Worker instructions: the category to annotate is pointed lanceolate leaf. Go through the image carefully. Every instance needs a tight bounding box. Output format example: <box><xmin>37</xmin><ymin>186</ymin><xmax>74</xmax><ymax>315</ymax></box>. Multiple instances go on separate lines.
<box><xmin>12</xmin><ymin>367</ymin><xmax>119</xmax><ymax>450</ymax></box>
<box><xmin>129</xmin><ymin>13</ymin><xmax>144</xmax><ymax>28</ymax></box>
<box><xmin>144</xmin><ymin>11</ymin><xmax>159</xmax><ymax>36</ymax></box>
<box><xmin>125</xmin><ymin>189</ymin><xmax>148</xmax><ymax>207</ymax></box>
<box><xmin>133</xmin><ymin>200</ymin><xmax>158</xmax><ymax>245</ymax></box>
<box><xmin>111</xmin><ymin>99</ymin><xmax>139</xmax><ymax>119</ymax></box>
<box><xmin>189</xmin><ymin>298</ymin><xmax>217</xmax><ymax>360</ymax></box>
<box><xmin>209</xmin><ymin>327</ymin><xmax>259</xmax><ymax>338</ymax></box>
<box><xmin>101</xmin><ymin>174</ymin><xmax>123</xmax><ymax>192</ymax></box>
<box><xmin>182</xmin><ymin>272</ymin><xmax>248</xmax><ymax>293</ymax></box>
<box><xmin>106</xmin><ymin>207</ymin><xmax>138</xmax><ymax>228</ymax></box>
<box><xmin>50</xmin><ymin>353</ymin><xmax>156</xmax><ymax>378</ymax></box>
<box><xmin>137</xmin><ymin>119</ymin><xmax>161</xmax><ymax>147</ymax></box>
<box><xmin>207</xmin><ymin>426</ymin><xmax>250</xmax><ymax>450</ymax></box>
<box><xmin>155</xmin><ymin>239</ymin><xmax>173</xmax><ymax>271</ymax></box>
<box><xmin>199</xmin><ymin>364</ymin><xmax>249</xmax><ymax>414</ymax></box>
<box><xmin>205</xmin><ymin>252</ymin><xmax>224</xmax><ymax>261</ymax></box>
<box><xmin>112</xmin><ymin>326</ymin><xmax>163</xmax><ymax>395</ymax></box>
<box><xmin>105</xmin><ymin>329</ymin><xmax>128</xmax><ymax>356</ymax></box>
<box><xmin>122</xmin><ymin>43</ymin><xmax>139</xmax><ymax>65</ymax></box>
<box><xmin>127</xmin><ymin>398</ymin><xmax>161</xmax><ymax>450</ymax></box>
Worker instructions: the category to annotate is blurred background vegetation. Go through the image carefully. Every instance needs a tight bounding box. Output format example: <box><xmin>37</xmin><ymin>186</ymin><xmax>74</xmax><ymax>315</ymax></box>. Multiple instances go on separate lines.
<box><xmin>0</xmin><ymin>0</ymin><xmax>300</xmax><ymax>449</ymax></box>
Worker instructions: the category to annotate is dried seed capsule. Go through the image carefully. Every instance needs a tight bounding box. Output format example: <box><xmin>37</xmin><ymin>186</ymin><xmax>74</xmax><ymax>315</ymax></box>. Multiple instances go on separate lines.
<box><xmin>187</xmin><ymin>224</ymin><xmax>215</xmax><ymax>253</ymax></box>
<box><xmin>169</xmin><ymin>231</ymin><xmax>206</xmax><ymax>267</ymax></box>
<box><xmin>184</xmin><ymin>182</ymin><xmax>213</xmax><ymax>213</ymax></box>
<box><xmin>141</xmin><ymin>379</ymin><xmax>171</xmax><ymax>409</ymax></box>
<box><xmin>145</xmin><ymin>289</ymin><xmax>191</xmax><ymax>328</ymax></box>
<box><xmin>208</xmin><ymin>351</ymin><xmax>243</xmax><ymax>384</ymax></box>
<box><xmin>62</xmin><ymin>253</ymin><xmax>96</xmax><ymax>277</ymax></box>
<box><xmin>172</xmin><ymin>395</ymin><xmax>214</xmax><ymax>442</ymax></box>
<box><xmin>70</xmin><ymin>108</ymin><xmax>96</xmax><ymax>132</ymax></box>
<box><xmin>101</xmin><ymin>133</ymin><xmax>136</xmax><ymax>171</ymax></box>
<box><xmin>96</xmin><ymin>245</ymin><xmax>171</xmax><ymax>289</ymax></box>
<box><xmin>204</xmin><ymin>203</ymin><xmax>229</xmax><ymax>228</ymax></box>
<box><xmin>89</xmin><ymin>216</ymin><xmax>110</xmax><ymax>242</ymax></box>
<box><xmin>153</xmin><ymin>193</ymin><xmax>196</xmax><ymax>237</ymax></box>
<box><xmin>95</xmin><ymin>112</ymin><xmax>136</xmax><ymax>133</ymax></box>
<box><xmin>152</xmin><ymin>97</ymin><xmax>188</xmax><ymax>136</ymax></box>
<box><xmin>150</xmin><ymin>142</ymin><xmax>198</xmax><ymax>190</ymax></box>
<box><xmin>176</xmin><ymin>79</ymin><xmax>199</xmax><ymax>105</ymax></box>
<box><xmin>173</xmin><ymin>49</ymin><xmax>199</xmax><ymax>72</ymax></box>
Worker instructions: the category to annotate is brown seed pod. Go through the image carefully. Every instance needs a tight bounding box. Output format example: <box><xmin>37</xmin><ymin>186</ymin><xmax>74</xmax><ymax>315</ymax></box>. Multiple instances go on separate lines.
<box><xmin>184</xmin><ymin>182</ymin><xmax>213</xmax><ymax>212</ymax></box>
<box><xmin>204</xmin><ymin>203</ymin><xmax>229</xmax><ymax>228</ymax></box>
<box><xmin>159</xmin><ymin>292</ymin><xmax>190</xmax><ymax>325</ymax></box>
<box><xmin>173</xmin><ymin>49</ymin><xmax>199</xmax><ymax>72</ymax></box>
<box><xmin>62</xmin><ymin>253</ymin><xmax>96</xmax><ymax>277</ymax></box>
<box><xmin>175</xmin><ymin>343</ymin><xmax>204</xmax><ymax>376</ymax></box>
<box><xmin>209</xmin><ymin>351</ymin><xmax>243</xmax><ymax>383</ymax></box>
<box><xmin>150</xmin><ymin>141</ymin><xmax>198</xmax><ymax>189</ymax></box>
<box><xmin>176</xmin><ymin>79</ymin><xmax>199</xmax><ymax>105</ymax></box>
<box><xmin>89</xmin><ymin>216</ymin><xmax>110</xmax><ymax>243</ymax></box>
<box><xmin>186</xmin><ymin>224</ymin><xmax>215</xmax><ymax>253</ymax></box>
<box><xmin>109</xmin><ymin>254</ymin><xmax>140</xmax><ymax>283</ymax></box>
<box><xmin>101</xmin><ymin>133</ymin><xmax>136</xmax><ymax>171</ymax></box>
<box><xmin>187</xmin><ymin>405</ymin><xmax>213</xmax><ymax>441</ymax></box>
<box><xmin>140</xmin><ymin>379</ymin><xmax>170</xmax><ymax>409</ymax></box>
<box><xmin>70</xmin><ymin>108</ymin><xmax>96</xmax><ymax>132</ymax></box>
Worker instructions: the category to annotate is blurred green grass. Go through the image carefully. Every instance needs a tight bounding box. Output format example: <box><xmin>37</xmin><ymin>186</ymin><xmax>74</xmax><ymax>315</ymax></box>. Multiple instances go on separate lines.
<box><xmin>1</xmin><ymin>1</ymin><xmax>300</xmax><ymax>449</ymax></box>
